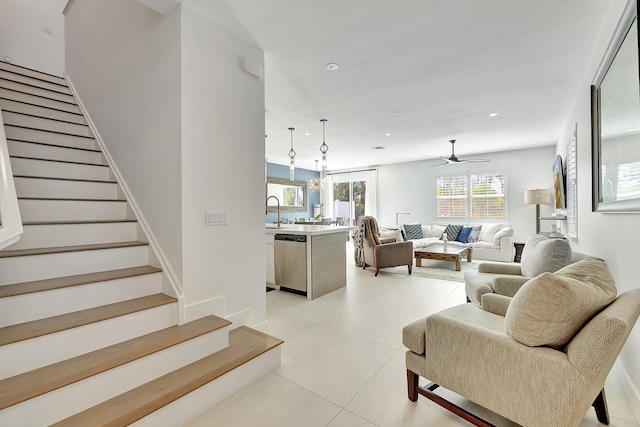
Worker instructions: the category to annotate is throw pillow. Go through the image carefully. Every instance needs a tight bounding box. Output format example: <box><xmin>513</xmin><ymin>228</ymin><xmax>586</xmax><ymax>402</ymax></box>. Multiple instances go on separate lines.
<box><xmin>467</xmin><ymin>225</ymin><xmax>482</xmax><ymax>242</ymax></box>
<box><xmin>505</xmin><ymin>258</ymin><xmax>617</xmax><ymax>347</ymax></box>
<box><xmin>442</xmin><ymin>224</ymin><xmax>463</xmax><ymax>241</ymax></box>
<box><xmin>403</xmin><ymin>224</ymin><xmax>423</xmax><ymax>240</ymax></box>
<box><xmin>456</xmin><ymin>226</ymin><xmax>473</xmax><ymax>243</ymax></box>
<box><xmin>431</xmin><ymin>224</ymin><xmax>447</xmax><ymax>239</ymax></box>
<box><xmin>478</xmin><ymin>223</ymin><xmax>503</xmax><ymax>242</ymax></box>
<box><xmin>520</xmin><ymin>234</ymin><xmax>571</xmax><ymax>278</ymax></box>
<box><xmin>492</xmin><ymin>227</ymin><xmax>514</xmax><ymax>245</ymax></box>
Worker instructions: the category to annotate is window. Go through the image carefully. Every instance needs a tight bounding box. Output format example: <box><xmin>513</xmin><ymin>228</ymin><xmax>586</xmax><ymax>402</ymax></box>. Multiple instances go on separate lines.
<box><xmin>437</xmin><ymin>172</ymin><xmax>506</xmax><ymax>219</ymax></box>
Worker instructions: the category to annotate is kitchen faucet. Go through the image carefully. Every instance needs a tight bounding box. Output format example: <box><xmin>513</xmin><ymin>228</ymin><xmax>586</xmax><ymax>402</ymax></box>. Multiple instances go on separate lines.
<box><xmin>266</xmin><ymin>195</ymin><xmax>281</xmax><ymax>227</ymax></box>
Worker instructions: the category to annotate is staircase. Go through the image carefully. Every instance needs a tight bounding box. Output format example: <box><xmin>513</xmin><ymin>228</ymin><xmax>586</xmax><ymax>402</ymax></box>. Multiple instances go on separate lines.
<box><xmin>0</xmin><ymin>62</ymin><xmax>282</xmax><ymax>426</ymax></box>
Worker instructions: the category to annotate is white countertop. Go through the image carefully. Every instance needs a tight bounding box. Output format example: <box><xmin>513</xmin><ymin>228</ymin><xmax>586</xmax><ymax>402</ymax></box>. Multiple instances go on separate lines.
<box><xmin>265</xmin><ymin>224</ymin><xmax>355</xmax><ymax>236</ymax></box>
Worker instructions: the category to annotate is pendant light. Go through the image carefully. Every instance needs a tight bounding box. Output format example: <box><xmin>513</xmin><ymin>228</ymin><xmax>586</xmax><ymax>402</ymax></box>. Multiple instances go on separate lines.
<box><xmin>319</xmin><ymin>119</ymin><xmax>329</xmax><ymax>173</ymax></box>
<box><xmin>288</xmin><ymin>127</ymin><xmax>296</xmax><ymax>181</ymax></box>
<box><xmin>309</xmin><ymin>159</ymin><xmax>322</xmax><ymax>191</ymax></box>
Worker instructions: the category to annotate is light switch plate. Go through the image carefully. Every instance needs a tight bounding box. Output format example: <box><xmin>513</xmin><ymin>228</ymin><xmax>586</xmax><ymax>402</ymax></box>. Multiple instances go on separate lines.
<box><xmin>205</xmin><ymin>211</ymin><xmax>229</xmax><ymax>226</ymax></box>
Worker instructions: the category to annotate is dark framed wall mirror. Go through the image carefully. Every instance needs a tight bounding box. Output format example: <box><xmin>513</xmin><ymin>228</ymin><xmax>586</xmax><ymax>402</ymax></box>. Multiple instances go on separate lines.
<box><xmin>591</xmin><ymin>0</ymin><xmax>640</xmax><ymax>212</ymax></box>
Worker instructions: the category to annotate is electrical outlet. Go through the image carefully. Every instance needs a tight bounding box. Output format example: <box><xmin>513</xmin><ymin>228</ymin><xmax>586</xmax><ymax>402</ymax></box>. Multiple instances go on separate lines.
<box><xmin>205</xmin><ymin>211</ymin><xmax>229</xmax><ymax>226</ymax></box>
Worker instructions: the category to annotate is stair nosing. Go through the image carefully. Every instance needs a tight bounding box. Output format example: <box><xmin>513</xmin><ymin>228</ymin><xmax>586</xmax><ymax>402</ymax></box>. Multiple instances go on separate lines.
<box><xmin>2</xmin><ymin>109</ymin><xmax>89</xmax><ymax>127</ymax></box>
<box><xmin>6</xmin><ymin>139</ymin><xmax>101</xmax><ymax>153</ymax></box>
<box><xmin>3</xmin><ymin>124</ymin><xmax>95</xmax><ymax>140</ymax></box>
<box><xmin>0</xmin><ymin>293</ymin><xmax>177</xmax><ymax>346</ymax></box>
<box><xmin>0</xmin><ymin>96</ymin><xmax>84</xmax><ymax>117</ymax></box>
<box><xmin>22</xmin><ymin>219</ymin><xmax>136</xmax><ymax>226</ymax></box>
<box><xmin>18</xmin><ymin>197</ymin><xmax>127</xmax><ymax>202</ymax></box>
<box><xmin>10</xmin><ymin>155</ymin><xmax>108</xmax><ymax>168</ymax></box>
<box><xmin>0</xmin><ymin>265</ymin><xmax>160</xmax><ymax>298</ymax></box>
<box><xmin>0</xmin><ymin>315</ymin><xmax>231</xmax><ymax>410</ymax></box>
<box><xmin>49</xmin><ymin>327</ymin><xmax>283</xmax><ymax>427</ymax></box>
<box><xmin>0</xmin><ymin>241</ymin><xmax>147</xmax><ymax>259</ymax></box>
<box><xmin>13</xmin><ymin>174</ymin><xmax>116</xmax><ymax>184</ymax></box>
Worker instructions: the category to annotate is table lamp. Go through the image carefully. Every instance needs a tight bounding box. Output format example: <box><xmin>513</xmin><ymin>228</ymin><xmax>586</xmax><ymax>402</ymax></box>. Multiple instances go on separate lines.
<box><xmin>524</xmin><ymin>189</ymin><xmax>552</xmax><ymax>234</ymax></box>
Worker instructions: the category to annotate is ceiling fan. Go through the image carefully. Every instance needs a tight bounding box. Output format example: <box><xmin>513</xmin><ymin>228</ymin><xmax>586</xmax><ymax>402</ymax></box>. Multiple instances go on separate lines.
<box><xmin>431</xmin><ymin>139</ymin><xmax>489</xmax><ymax>166</ymax></box>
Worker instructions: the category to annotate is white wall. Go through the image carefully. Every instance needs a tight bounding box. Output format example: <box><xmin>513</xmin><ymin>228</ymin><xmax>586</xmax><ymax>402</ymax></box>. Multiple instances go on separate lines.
<box><xmin>376</xmin><ymin>145</ymin><xmax>556</xmax><ymax>242</ymax></box>
<box><xmin>0</xmin><ymin>0</ymin><xmax>66</xmax><ymax>76</ymax></box>
<box><xmin>64</xmin><ymin>0</ymin><xmax>184</xmax><ymax>281</ymax></box>
<box><xmin>179</xmin><ymin>5</ymin><xmax>266</xmax><ymax>324</ymax></box>
<box><xmin>556</xmin><ymin>0</ymin><xmax>640</xmax><ymax>407</ymax></box>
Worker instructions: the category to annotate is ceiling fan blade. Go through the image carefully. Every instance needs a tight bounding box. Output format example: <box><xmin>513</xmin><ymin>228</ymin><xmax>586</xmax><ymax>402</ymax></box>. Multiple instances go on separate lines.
<box><xmin>458</xmin><ymin>158</ymin><xmax>490</xmax><ymax>163</ymax></box>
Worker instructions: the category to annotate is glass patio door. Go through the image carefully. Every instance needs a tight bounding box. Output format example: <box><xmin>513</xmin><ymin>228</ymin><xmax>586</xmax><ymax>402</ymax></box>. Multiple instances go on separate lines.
<box><xmin>329</xmin><ymin>170</ymin><xmax>376</xmax><ymax>226</ymax></box>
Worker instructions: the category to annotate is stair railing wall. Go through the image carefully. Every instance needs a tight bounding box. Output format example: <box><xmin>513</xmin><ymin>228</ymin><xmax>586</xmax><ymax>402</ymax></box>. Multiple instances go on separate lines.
<box><xmin>64</xmin><ymin>74</ymin><xmax>186</xmax><ymax>323</ymax></box>
<box><xmin>0</xmin><ymin>107</ymin><xmax>23</xmax><ymax>250</ymax></box>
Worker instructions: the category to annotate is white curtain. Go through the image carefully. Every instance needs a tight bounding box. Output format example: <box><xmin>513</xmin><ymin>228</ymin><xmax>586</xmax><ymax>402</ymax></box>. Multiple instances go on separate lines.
<box><xmin>365</xmin><ymin>169</ymin><xmax>378</xmax><ymax>218</ymax></box>
<box><xmin>322</xmin><ymin>175</ymin><xmax>333</xmax><ymax>218</ymax></box>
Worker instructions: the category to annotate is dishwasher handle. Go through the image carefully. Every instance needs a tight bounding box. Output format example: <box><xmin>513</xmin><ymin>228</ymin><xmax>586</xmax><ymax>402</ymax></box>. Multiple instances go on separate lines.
<box><xmin>274</xmin><ymin>234</ymin><xmax>306</xmax><ymax>243</ymax></box>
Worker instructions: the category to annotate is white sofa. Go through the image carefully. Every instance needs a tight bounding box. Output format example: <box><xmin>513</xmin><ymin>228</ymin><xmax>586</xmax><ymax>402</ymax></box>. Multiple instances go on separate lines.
<box><xmin>380</xmin><ymin>223</ymin><xmax>515</xmax><ymax>262</ymax></box>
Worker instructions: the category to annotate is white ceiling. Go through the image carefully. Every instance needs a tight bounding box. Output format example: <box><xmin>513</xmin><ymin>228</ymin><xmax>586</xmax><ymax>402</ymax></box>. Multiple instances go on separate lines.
<box><xmin>186</xmin><ymin>0</ymin><xmax>615</xmax><ymax>171</ymax></box>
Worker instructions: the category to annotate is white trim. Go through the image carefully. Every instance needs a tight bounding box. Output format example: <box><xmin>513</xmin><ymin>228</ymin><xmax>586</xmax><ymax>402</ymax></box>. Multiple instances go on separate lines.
<box><xmin>64</xmin><ymin>73</ymin><xmax>185</xmax><ymax>322</ymax></box>
<box><xmin>0</xmin><ymin>107</ymin><xmax>23</xmax><ymax>249</ymax></box>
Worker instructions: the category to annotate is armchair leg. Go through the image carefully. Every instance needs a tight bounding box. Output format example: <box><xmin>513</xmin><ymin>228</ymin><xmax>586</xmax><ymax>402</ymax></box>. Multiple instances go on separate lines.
<box><xmin>407</xmin><ymin>369</ymin><xmax>418</xmax><ymax>402</ymax></box>
<box><xmin>592</xmin><ymin>389</ymin><xmax>610</xmax><ymax>425</ymax></box>
<box><xmin>408</xmin><ymin>264</ymin><xmax>412</xmax><ymax>275</ymax></box>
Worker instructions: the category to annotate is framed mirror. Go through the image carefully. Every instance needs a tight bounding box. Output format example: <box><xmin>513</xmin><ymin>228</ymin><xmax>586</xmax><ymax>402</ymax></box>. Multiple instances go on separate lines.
<box><xmin>591</xmin><ymin>0</ymin><xmax>640</xmax><ymax>212</ymax></box>
<box><xmin>266</xmin><ymin>177</ymin><xmax>307</xmax><ymax>212</ymax></box>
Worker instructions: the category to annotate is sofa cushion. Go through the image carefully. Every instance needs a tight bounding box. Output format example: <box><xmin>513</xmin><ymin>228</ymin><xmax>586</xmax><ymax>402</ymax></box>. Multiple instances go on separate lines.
<box><xmin>443</xmin><ymin>224</ymin><xmax>463</xmax><ymax>241</ymax></box>
<box><xmin>457</xmin><ymin>227</ymin><xmax>472</xmax><ymax>243</ymax></box>
<box><xmin>505</xmin><ymin>259</ymin><xmax>617</xmax><ymax>347</ymax></box>
<box><xmin>467</xmin><ymin>225</ymin><xmax>482</xmax><ymax>242</ymax></box>
<box><xmin>479</xmin><ymin>223</ymin><xmax>502</xmax><ymax>243</ymax></box>
<box><xmin>402</xmin><ymin>317</ymin><xmax>426</xmax><ymax>354</ymax></box>
<box><xmin>492</xmin><ymin>227</ymin><xmax>514</xmax><ymax>245</ymax></box>
<box><xmin>432</xmin><ymin>224</ymin><xmax>446</xmax><ymax>239</ymax></box>
<box><xmin>380</xmin><ymin>227</ymin><xmax>404</xmax><ymax>242</ymax></box>
<box><xmin>520</xmin><ymin>234</ymin><xmax>571</xmax><ymax>278</ymax></box>
<box><xmin>403</xmin><ymin>224</ymin><xmax>423</xmax><ymax>240</ymax></box>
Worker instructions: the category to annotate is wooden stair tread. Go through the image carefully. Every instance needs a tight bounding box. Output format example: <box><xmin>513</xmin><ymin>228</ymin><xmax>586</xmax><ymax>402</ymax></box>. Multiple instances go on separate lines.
<box><xmin>18</xmin><ymin>196</ymin><xmax>127</xmax><ymax>202</ymax></box>
<box><xmin>3</xmin><ymin>124</ymin><xmax>94</xmax><ymax>139</ymax></box>
<box><xmin>10</xmin><ymin>154</ymin><xmax>108</xmax><ymax>167</ymax></box>
<box><xmin>13</xmin><ymin>174</ymin><xmax>116</xmax><ymax>184</ymax></box>
<box><xmin>0</xmin><ymin>293</ymin><xmax>177</xmax><ymax>346</ymax></box>
<box><xmin>51</xmin><ymin>326</ymin><xmax>283</xmax><ymax>427</ymax></box>
<box><xmin>22</xmin><ymin>219</ymin><xmax>137</xmax><ymax>226</ymax></box>
<box><xmin>2</xmin><ymin>110</ymin><xmax>89</xmax><ymax>127</ymax></box>
<box><xmin>0</xmin><ymin>62</ymin><xmax>66</xmax><ymax>85</ymax></box>
<box><xmin>0</xmin><ymin>97</ymin><xmax>84</xmax><ymax>117</ymax></box>
<box><xmin>0</xmin><ymin>316</ymin><xmax>231</xmax><ymax>410</ymax></box>
<box><xmin>0</xmin><ymin>266</ymin><xmax>161</xmax><ymax>298</ymax></box>
<box><xmin>0</xmin><ymin>241</ymin><xmax>147</xmax><ymax>258</ymax></box>
<box><xmin>7</xmin><ymin>139</ymin><xmax>102</xmax><ymax>153</ymax></box>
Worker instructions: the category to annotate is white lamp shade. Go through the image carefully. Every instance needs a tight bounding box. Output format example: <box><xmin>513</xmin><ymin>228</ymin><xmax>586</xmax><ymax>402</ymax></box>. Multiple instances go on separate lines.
<box><xmin>524</xmin><ymin>189</ymin><xmax>552</xmax><ymax>205</ymax></box>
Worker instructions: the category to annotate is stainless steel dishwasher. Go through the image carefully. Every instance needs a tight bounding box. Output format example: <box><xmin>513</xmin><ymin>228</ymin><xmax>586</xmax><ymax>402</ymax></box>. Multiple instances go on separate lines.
<box><xmin>274</xmin><ymin>234</ymin><xmax>307</xmax><ymax>295</ymax></box>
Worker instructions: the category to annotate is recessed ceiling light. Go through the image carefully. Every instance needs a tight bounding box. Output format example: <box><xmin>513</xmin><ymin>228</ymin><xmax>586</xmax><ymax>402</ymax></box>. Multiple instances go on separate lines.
<box><xmin>385</xmin><ymin>133</ymin><xmax>391</xmax><ymax>136</ymax></box>
<box><xmin>304</xmin><ymin>132</ymin><xmax>311</xmax><ymax>136</ymax></box>
<box><xmin>489</xmin><ymin>112</ymin><xmax>499</xmax><ymax>117</ymax></box>
<box><xmin>393</xmin><ymin>111</ymin><xmax>403</xmax><ymax>116</ymax></box>
<box><xmin>326</xmin><ymin>63</ymin><xmax>339</xmax><ymax>71</ymax></box>
<box><xmin>372</xmin><ymin>146</ymin><xmax>386</xmax><ymax>150</ymax></box>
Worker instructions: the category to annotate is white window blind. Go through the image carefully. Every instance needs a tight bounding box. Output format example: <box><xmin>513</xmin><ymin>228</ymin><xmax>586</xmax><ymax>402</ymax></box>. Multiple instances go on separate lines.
<box><xmin>437</xmin><ymin>173</ymin><xmax>506</xmax><ymax>220</ymax></box>
<box><xmin>566</xmin><ymin>128</ymin><xmax>578</xmax><ymax>237</ymax></box>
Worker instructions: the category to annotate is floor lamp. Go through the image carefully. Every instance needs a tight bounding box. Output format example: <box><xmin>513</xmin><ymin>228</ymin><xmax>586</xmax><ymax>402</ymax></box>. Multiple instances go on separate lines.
<box><xmin>524</xmin><ymin>189</ymin><xmax>552</xmax><ymax>234</ymax></box>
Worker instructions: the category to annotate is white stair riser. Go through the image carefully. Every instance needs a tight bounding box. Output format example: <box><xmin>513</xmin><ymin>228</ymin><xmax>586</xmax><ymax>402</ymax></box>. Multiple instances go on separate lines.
<box><xmin>10</xmin><ymin>222</ymin><xmax>138</xmax><ymax>250</ymax></box>
<box><xmin>4</xmin><ymin>125</ymin><xmax>95</xmax><ymax>150</ymax></box>
<box><xmin>10</xmin><ymin>157</ymin><xmax>110</xmax><ymax>181</ymax></box>
<box><xmin>0</xmin><ymin>98</ymin><xmax>86</xmax><ymax>124</ymax></box>
<box><xmin>1</xmin><ymin>111</ymin><xmax>93</xmax><ymax>138</ymax></box>
<box><xmin>0</xmin><ymin>273</ymin><xmax>162</xmax><ymax>327</ymax></box>
<box><xmin>0</xmin><ymin>88</ymin><xmax>81</xmax><ymax>114</ymax></box>
<box><xmin>18</xmin><ymin>199</ymin><xmax>128</xmax><ymax>222</ymax></box>
<box><xmin>14</xmin><ymin>177</ymin><xmax>118</xmax><ymax>199</ymax></box>
<box><xmin>0</xmin><ymin>62</ymin><xmax>66</xmax><ymax>86</ymax></box>
<box><xmin>0</xmin><ymin>70</ymin><xmax>71</xmax><ymax>95</ymax></box>
<box><xmin>133</xmin><ymin>348</ymin><xmax>282</xmax><ymax>427</ymax></box>
<box><xmin>0</xmin><ymin>303</ymin><xmax>178</xmax><ymax>379</ymax></box>
<box><xmin>7</xmin><ymin>140</ymin><xmax>103</xmax><ymax>165</ymax></box>
<box><xmin>0</xmin><ymin>329</ymin><xmax>229</xmax><ymax>426</ymax></box>
<box><xmin>0</xmin><ymin>245</ymin><xmax>149</xmax><ymax>285</ymax></box>
<box><xmin>0</xmin><ymin>79</ymin><xmax>75</xmax><ymax>104</ymax></box>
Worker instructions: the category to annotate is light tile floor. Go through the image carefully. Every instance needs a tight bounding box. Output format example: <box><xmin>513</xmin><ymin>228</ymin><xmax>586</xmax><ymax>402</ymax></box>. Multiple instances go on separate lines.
<box><xmin>186</xmin><ymin>249</ymin><xmax>640</xmax><ymax>427</ymax></box>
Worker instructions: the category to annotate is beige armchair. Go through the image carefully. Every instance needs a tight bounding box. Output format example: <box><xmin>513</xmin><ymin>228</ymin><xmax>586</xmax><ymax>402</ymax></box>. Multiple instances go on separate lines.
<box><xmin>465</xmin><ymin>233</ymin><xmax>572</xmax><ymax>304</ymax></box>
<box><xmin>354</xmin><ymin>216</ymin><xmax>413</xmax><ymax>276</ymax></box>
<box><xmin>403</xmin><ymin>259</ymin><xmax>640</xmax><ymax>427</ymax></box>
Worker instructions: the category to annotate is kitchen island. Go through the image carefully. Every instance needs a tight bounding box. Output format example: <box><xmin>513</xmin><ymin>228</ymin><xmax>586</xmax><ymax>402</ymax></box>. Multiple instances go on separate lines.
<box><xmin>265</xmin><ymin>224</ymin><xmax>354</xmax><ymax>299</ymax></box>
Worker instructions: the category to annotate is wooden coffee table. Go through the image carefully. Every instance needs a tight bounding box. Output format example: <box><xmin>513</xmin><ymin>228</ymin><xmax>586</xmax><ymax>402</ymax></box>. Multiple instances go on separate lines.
<box><xmin>415</xmin><ymin>245</ymin><xmax>472</xmax><ymax>271</ymax></box>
